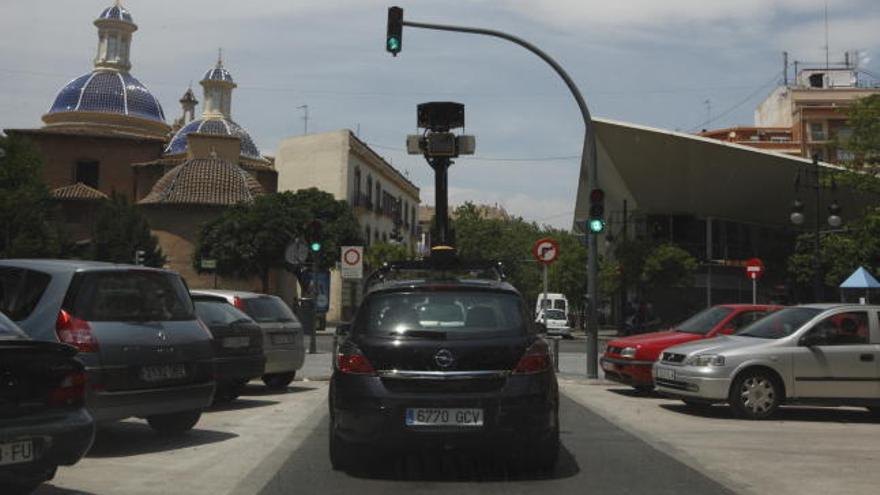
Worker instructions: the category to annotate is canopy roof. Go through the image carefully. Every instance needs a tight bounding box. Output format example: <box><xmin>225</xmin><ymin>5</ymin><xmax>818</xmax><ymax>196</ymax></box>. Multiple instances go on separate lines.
<box><xmin>839</xmin><ymin>267</ymin><xmax>880</xmax><ymax>289</ymax></box>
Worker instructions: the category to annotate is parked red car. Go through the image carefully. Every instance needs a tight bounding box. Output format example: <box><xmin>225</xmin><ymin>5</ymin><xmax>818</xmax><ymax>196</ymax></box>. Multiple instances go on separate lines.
<box><xmin>600</xmin><ymin>304</ymin><xmax>781</xmax><ymax>391</ymax></box>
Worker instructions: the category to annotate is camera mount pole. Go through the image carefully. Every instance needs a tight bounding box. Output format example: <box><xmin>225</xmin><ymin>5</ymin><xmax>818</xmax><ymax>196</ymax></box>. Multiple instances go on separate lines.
<box><xmin>429</xmin><ymin>156</ymin><xmax>451</xmax><ymax>246</ymax></box>
<box><xmin>401</xmin><ymin>17</ymin><xmax>601</xmax><ymax>378</ymax></box>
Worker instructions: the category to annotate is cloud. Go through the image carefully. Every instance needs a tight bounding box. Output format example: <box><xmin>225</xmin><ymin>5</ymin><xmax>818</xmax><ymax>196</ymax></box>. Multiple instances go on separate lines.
<box><xmin>774</xmin><ymin>17</ymin><xmax>880</xmax><ymax>60</ymax></box>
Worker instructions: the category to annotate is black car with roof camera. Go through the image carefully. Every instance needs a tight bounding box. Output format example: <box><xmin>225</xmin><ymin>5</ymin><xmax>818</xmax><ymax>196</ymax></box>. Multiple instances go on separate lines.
<box><xmin>0</xmin><ymin>311</ymin><xmax>95</xmax><ymax>495</ymax></box>
<box><xmin>328</xmin><ymin>259</ymin><xmax>559</xmax><ymax>471</ymax></box>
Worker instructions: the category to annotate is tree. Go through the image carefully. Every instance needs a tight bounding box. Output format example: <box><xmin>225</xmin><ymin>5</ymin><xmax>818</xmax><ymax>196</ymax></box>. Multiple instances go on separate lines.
<box><xmin>89</xmin><ymin>193</ymin><xmax>165</xmax><ymax>267</ymax></box>
<box><xmin>365</xmin><ymin>242</ymin><xmax>411</xmax><ymax>269</ymax></box>
<box><xmin>842</xmin><ymin>94</ymin><xmax>880</xmax><ymax>172</ymax></box>
<box><xmin>195</xmin><ymin>188</ymin><xmax>362</xmax><ymax>292</ymax></box>
<box><xmin>0</xmin><ymin>134</ymin><xmax>60</xmax><ymax>258</ymax></box>
<box><xmin>641</xmin><ymin>243</ymin><xmax>698</xmax><ymax>290</ymax></box>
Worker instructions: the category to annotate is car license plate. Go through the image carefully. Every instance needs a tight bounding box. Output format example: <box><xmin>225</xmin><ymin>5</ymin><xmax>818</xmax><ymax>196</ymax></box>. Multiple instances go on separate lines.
<box><xmin>271</xmin><ymin>334</ymin><xmax>295</xmax><ymax>345</ymax></box>
<box><xmin>222</xmin><ymin>336</ymin><xmax>250</xmax><ymax>349</ymax></box>
<box><xmin>601</xmin><ymin>360</ymin><xmax>615</xmax><ymax>372</ymax></box>
<box><xmin>140</xmin><ymin>364</ymin><xmax>187</xmax><ymax>382</ymax></box>
<box><xmin>655</xmin><ymin>367</ymin><xmax>675</xmax><ymax>381</ymax></box>
<box><xmin>405</xmin><ymin>408</ymin><xmax>483</xmax><ymax>427</ymax></box>
<box><xmin>0</xmin><ymin>439</ymin><xmax>35</xmax><ymax>466</ymax></box>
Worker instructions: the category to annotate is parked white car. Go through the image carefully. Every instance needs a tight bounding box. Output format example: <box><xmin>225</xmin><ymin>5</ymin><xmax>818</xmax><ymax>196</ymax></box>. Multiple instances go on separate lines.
<box><xmin>653</xmin><ymin>304</ymin><xmax>880</xmax><ymax>419</ymax></box>
<box><xmin>536</xmin><ymin>309</ymin><xmax>572</xmax><ymax>339</ymax></box>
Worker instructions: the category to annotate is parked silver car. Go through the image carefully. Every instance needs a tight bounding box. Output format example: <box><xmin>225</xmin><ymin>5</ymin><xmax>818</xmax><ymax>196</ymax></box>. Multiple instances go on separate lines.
<box><xmin>653</xmin><ymin>304</ymin><xmax>880</xmax><ymax>419</ymax></box>
<box><xmin>0</xmin><ymin>260</ymin><xmax>215</xmax><ymax>434</ymax></box>
<box><xmin>190</xmin><ymin>290</ymin><xmax>305</xmax><ymax>389</ymax></box>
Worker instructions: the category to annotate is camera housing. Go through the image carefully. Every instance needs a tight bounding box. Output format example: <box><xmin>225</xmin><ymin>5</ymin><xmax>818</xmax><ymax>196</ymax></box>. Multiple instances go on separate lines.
<box><xmin>417</xmin><ymin>102</ymin><xmax>465</xmax><ymax>131</ymax></box>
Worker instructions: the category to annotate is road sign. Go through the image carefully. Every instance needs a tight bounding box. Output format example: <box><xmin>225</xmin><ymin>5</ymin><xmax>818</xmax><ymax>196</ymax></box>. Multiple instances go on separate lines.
<box><xmin>285</xmin><ymin>239</ymin><xmax>309</xmax><ymax>265</ymax></box>
<box><xmin>532</xmin><ymin>238</ymin><xmax>560</xmax><ymax>265</ymax></box>
<box><xmin>200</xmin><ymin>259</ymin><xmax>217</xmax><ymax>270</ymax></box>
<box><xmin>745</xmin><ymin>258</ymin><xmax>764</xmax><ymax>280</ymax></box>
<box><xmin>340</xmin><ymin>246</ymin><xmax>364</xmax><ymax>279</ymax></box>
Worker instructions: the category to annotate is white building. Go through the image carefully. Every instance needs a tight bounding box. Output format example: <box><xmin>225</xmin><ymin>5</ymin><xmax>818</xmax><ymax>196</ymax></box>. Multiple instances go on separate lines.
<box><xmin>276</xmin><ymin>129</ymin><xmax>420</xmax><ymax>321</ymax></box>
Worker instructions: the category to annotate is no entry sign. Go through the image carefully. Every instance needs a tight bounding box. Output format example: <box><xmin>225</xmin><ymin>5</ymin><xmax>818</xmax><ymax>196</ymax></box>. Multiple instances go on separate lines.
<box><xmin>532</xmin><ymin>238</ymin><xmax>560</xmax><ymax>265</ymax></box>
<box><xmin>745</xmin><ymin>258</ymin><xmax>764</xmax><ymax>280</ymax></box>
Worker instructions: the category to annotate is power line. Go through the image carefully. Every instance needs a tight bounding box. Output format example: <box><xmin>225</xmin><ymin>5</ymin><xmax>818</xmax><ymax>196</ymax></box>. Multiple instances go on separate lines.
<box><xmin>686</xmin><ymin>71</ymin><xmax>783</xmax><ymax>132</ymax></box>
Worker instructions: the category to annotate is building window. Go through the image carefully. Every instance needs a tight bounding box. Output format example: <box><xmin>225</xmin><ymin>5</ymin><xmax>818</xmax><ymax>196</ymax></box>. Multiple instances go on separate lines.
<box><xmin>411</xmin><ymin>206</ymin><xmax>416</xmax><ymax>233</ymax></box>
<box><xmin>382</xmin><ymin>232</ymin><xmax>387</xmax><ymax>243</ymax></box>
<box><xmin>809</xmin><ymin>122</ymin><xmax>826</xmax><ymax>142</ymax></box>
<box><xmin>75</xmin><ymin>160</ymin><xmax>99</xmax><ymax>189</ymax></box>
<box><xmin>376</xmin><ymin>182</ymin><xmax>382</xmax><ymax>213</ymax></box>
<box><xmin>366</xmin><ymin>175</ymin><xmax>373</xmax><ymax>206</ymax></box>
<box><xmin>353</xmin><ymin>167</ymin><xmax>361</xmax><ymax>205</ymax></box>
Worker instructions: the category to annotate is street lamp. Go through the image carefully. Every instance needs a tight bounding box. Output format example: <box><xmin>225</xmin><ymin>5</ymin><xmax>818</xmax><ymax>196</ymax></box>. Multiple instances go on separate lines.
<box><xmin>789</xmin><ymin>154</ymin><xmax>842</xmax><ymax>302</ymax></box>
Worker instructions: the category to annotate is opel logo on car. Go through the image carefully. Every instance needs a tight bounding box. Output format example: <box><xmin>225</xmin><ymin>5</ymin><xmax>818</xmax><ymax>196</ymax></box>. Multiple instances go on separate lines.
<box><xmin>157</xmin><ymin>331</ymin><xmax>166</xmax><ymax>341</ymax></box>
<box><xmin>434</xmin><ymin>349</ymin><xmax>455</xmax><ymax>369</ymax></box>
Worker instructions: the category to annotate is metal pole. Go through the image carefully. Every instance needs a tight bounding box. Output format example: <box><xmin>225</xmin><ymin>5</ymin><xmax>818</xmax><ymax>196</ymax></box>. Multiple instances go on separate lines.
<box><xmin>752</xmin><ymin>277</ymin><xmax>757</xmax><ymax>305</ymax></box>
<box><xmin>309</xmin><ymin>256</ymin><xmax>318</xmax><ymax>354</ymax></box>
<box><xmin>401</xmin><ymin>19</ymin><xmax>601</xmax><ymax>378</ymax></box>
<box><xmin>542</xmin><ymin>264</ymin><xmax>548</xmax><ymax>327</ymax></box>
<box><xmin>813</xmin><ymin>155</ymin><xmax>823</xmax><ymax>302</ymax></box>
<box><xmin>432</xmin><ymin>157</ymin><xmax>451</xmax><ymax>246</ymax></box>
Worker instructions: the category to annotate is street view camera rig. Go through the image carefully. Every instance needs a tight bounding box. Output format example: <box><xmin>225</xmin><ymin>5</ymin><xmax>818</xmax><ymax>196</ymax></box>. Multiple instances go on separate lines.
<box><xmin>406</xmin><ymin>102</ymin><xmax>475</xmax><ymax>252</ymax></box>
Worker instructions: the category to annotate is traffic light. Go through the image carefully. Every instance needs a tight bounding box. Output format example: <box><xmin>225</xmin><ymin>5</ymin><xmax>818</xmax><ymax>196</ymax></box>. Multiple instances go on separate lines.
<box><xmin>133</xmin><ymin>249</ymin><xmax>146</xmax><ymax>266</ymax></box>
<box><xmin>588</xmin><ymin>189</ymin><xmax>605</xmax><ymax>234</ymax></box>
<box><xmin>305</xmin><ymin>220</ymin><xmax>323</xmax><ymax>253</ymax></box>
<box><xmin>386</xmin><ymin>6</ymin><xmax>403</xmax><ymax>56</ymax></box>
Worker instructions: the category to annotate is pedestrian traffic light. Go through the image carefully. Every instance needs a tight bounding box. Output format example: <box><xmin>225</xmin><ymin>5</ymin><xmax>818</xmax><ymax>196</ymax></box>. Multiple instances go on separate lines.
<box><xmin>588</xmin><ymin>188</ymin><xmax>605</xmax><ymax>234</ymax></box>
<box><xmin>134</xmin><ymin>249</ymin><xmax>146</xmax><ymax>266</ymax></box>
<box><xmin>305</xmin><ymin>220</ymin><xmax>322</xmax><ymax>253</ymax></box>
<box><xmin>386</xmin><ymin>6</ymin><xmax>403</xmax><ymax>56</ymax></box>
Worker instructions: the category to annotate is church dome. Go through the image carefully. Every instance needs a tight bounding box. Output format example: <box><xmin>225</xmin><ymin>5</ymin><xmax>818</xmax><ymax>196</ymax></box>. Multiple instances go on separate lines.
<box><xmin>98</xmin><ymin>3</ymin><xmax>134</xmax><ymax>23</ymax></box>
<box><xmin>47</xmin><ymin>71</ymin><xmax>165</xmax><ymax>122</ymax></box>
<box><xmin>203</xmin><ymin>65</ymin><xmax>234</xmax><ymax>83</ymax></box>
<box><xmin>138</xmin><ymin>158</ymin><xmax>263</xmax><ymax>206</ymax></box>
<box><xmin>165</xmin><ymin>118</ymin><xmax>261</xmax><ymax>160</ymax></box>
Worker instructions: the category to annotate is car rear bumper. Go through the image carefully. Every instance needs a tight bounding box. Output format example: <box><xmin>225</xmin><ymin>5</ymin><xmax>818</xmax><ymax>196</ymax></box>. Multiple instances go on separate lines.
<box><xmin>86</xmin><ymin>381</ymin><xmax>216</xmax><ymax>422</ymax></box>
<box><xmin>600</xmin><ymin>356</ymin><xmax>655</xmax><ymax>387</ymax></box>
<box><xmin>214</xmin><ymin>355</ymin><xmax>266</xmax><ymax>384</ymax></box>
<box><xmin>330</xmin><ymin>373</ymin><xmax>558</xmax><ymax>449</ymax></box>
<box><xmin>0</xmin><ymin>408</ymin><xmax>95</xmax><ymax>471</ymax></box>
<box><xmin>264</xmin><ymin>347</ymin><xmax>304</xmax><ymax>374</ymax></box>
<box><xmin>652</xmin><ymin>363</ymin><xmax>732</xmax><ymax>401</ymax></box>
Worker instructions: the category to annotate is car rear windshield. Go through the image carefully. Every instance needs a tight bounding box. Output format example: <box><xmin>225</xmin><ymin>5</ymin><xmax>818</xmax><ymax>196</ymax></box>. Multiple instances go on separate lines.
<box><xmin>0</xmin><ymin>267</ymin><xmax>51</xmax><ymax>321</ymax></box>
<box><xmin>737</xmin><ymin>307</ymin><xmax>822</xmax><ymax>339</ymax></box>
<box><xmin>676</xmin><ymin>306</ymin><xmax>735</xmax><ymax>335</ymax></box>
<box><xmin>243</xmin><ymin>297</ymin><xmax>298</xmax><ymax>324</ymax></box>
<box><xmin>360</xmin><ymin>291</ymin><xmax>525</xmax><ymax>337</ymax></box>
<box><xmin>194</xmin><ymin>300</ymin><xmax>253</xmax><ymax>326</ymax></box>
<box><xmin>543</xmin><ymin>309</ymin><xmax>566</xmax><ymax>320</ymax></box>
<box><xmin>67</xmin><ymin>270</ymin><xmax>195</xmax><ymax>322</ymax></box>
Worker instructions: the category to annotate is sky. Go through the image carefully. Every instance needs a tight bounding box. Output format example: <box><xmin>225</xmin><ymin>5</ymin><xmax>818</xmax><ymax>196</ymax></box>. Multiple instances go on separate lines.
<box><xmin>1</xmin><ymin>0</ymin><xmax>878</xmax><ymax>228</ymax></box>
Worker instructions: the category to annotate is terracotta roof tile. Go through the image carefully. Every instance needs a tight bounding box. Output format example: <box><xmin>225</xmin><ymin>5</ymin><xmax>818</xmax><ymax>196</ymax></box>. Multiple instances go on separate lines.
<box><xmin>51</xmin><ymin>182</ymin><xmax>109</xmax><ymax>201</ymax></box>
<box><xmin>138</xmin><ymin>158</ymin><xmax>263</xmax><ymax>206</ymax></box>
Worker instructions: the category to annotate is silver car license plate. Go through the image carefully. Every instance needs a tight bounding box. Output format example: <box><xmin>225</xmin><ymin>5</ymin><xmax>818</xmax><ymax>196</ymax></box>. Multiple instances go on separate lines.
<box><xmin>222</xmin><ymin>336</ymin><xmax>250</xmax><ymax>349</ymax></box>
<box><xmin>0</xmin><ymin>439</ymin><xmax>35</xmax><ymax>466</ymax></box>
<box><xmin>655</xmin><ymin>367</ymin><xmax>676</xmax><ymax>381</ymax></box>
<box><xmin>405</xmin><ymin>408</ymin><xmax>483</xmax><ymax>427</ymax></box>
<box><xmin>271</xmin><ymin>334</ymin><xmax>295</xmax><ymax>345</ymax></box>
<box><xmin>140</xmin><ymin>364</ymin><xmax>187</xmax><ymax>382</ymax></box>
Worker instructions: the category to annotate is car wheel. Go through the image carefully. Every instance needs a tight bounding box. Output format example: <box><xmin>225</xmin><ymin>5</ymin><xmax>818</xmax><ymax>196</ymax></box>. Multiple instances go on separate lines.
<box><xmin>682</xmin><ymin>399</ymin><xmax>714</xmax><ymax>413</ymax></box>
<box><xmin>329</xmin><ymin>419</ymin><xmax>353</xmax><ymax>471</ymax></box>
<box><xmin>147</xmin><ymin>410</ymin><xmax>202</xmax><ymax>435</ymax></box>
<box><xmin>262</xmin><ymin>372</ymin><xmax>296</xmax><ymax>390</ymax></box>
<box><xmin>531</xmin><ymin>426</ymin><xmax>560</xmax><ymax>472</ymax></box>
<box><xmin>729</xmin><ymin>370</ymin><xmax>780</xmax><ymax>420</ymax></box>
<box><xmin>1</xmin><ymin>466</ymin><xmax>55</xmax><ymax>495</ymax></box>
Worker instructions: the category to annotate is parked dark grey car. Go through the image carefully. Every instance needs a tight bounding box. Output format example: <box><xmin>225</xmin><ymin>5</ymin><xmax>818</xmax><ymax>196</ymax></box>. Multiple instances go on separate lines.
<box><xmin>0</xmin><ymin>260</ymin><xmax>215</xmax><ymax>434</ymax></box>
<box><xmin>0</xmin><ymin>311</ymin><xmax>95</xmax><ymax>495</ymax></box>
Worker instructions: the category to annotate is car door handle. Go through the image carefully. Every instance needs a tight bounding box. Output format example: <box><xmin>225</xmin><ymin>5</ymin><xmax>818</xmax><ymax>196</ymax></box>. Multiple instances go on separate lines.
<box><xmin>860</xmin><ymin>354</ymin><xmax>874</xmax><ymax>362</ymax></box>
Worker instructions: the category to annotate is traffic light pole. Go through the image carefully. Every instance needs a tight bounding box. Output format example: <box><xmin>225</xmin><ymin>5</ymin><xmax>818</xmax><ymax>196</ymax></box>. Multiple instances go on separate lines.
<box><xmin>400</xmin><ymin>18</ymin><xmax>601</xmax><ymax>378</ymax></box>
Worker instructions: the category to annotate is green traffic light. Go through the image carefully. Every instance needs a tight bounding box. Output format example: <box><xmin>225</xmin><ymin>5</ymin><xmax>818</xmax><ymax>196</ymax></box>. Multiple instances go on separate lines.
<box><xmin>588</xmin><ymin>219</ymin><xmax>605</xmax><ymax>233</ymax></box>
<box><xmin>387</xmin><ymin>37</ymin><xmax>401</xmax><ymax>52</ymax></box>
<box><xmin>310</xmin><ymin>242</ymin><xmax>321</xmax><ymax>253</ymax></box>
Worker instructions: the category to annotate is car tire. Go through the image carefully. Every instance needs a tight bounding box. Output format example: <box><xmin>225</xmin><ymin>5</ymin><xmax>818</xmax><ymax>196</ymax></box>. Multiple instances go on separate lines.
<box><xmin>682</xmin><ymin>399</ymin><xmax>714</xmax><ymax>413</ymax></box>
<box><xmin>147</xmin><ymin>410</ymin><xmax>202</xmax><ymax>435</ymax></box>
<box><xmin>729</xmin><ymin>369</ymin><xmax>781</xmax><ymax>420</ymax></box>
<box><xmin>329</xmin><ymin>419</ymin><xmax>353</xmax><ymax>471</ymax></box>
<box><xmin>532</xmin><ymin>427</ymin><xmax>560</xmax><ymax>472</ymax></box>
<box><xmin>2</xmin><ymin>466</ymin><xmax>55</xmax><ymax>495</ymax></box>
<box><xmin>262</xmin><ymin>372</ymin><xmax>296</xmax><ymax>390</ymax></box>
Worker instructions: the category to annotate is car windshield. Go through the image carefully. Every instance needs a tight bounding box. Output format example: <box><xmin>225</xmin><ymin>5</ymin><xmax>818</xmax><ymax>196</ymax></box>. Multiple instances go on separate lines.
<box><xmin>68</xmin><ymin>270</ymin><xmax>195</xmax><ymax>322</ymax></box>
<box><xmin>194</xmin><ymin>300</ymin><xmax>253</xmax><ymax>326</ymax></box>
<box><xmin>543</xmin><ymin>309</ymin><xmax>566</xmax><ymax>320</ymax></box>
<box><xmin>737</xmin><ymin>307</ymin><xmax>822</xmax><ymax>339</ymax></box>
<box><xmin>0</xmin><ymin>311</ymin><xmax>26</xmax><ymax>339</ymax></box>
<box><xmin>361</xmin><ymin>291</ymin><xmax>525</xmax><ymax>337</ymax></box>
<box><xmin>243</xmin><ymin>297</ymin><xmax>299</xmax><ymax>324</ymax></box>
<box><xmin>676</xmin><ymin>306</ymin><xmax>735</xmax><ymax>334</ymax></box>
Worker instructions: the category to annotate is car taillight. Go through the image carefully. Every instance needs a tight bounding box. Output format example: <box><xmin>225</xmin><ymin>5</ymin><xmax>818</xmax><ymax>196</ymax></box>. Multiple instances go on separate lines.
<box><xmin>336</xmin><ymin>347</ymin><xmax>376</xmax><ymax>375</ymax></box>
<box><xmin>513</xmin><ymin>340</ymin><xmax>552</xmax><ymax>374</ymax></box>
<box><xmin>233</xmin><ymin>296</ymin><xmax>246</xmax><ymax>311</ymax></box>
<box><xmin>55</xmin><ymin>310</ymin><xmax>99</xmax><ymax>353</ymax></box>
<box><xmin>48</xmin><ymin>370</ymin><xmax>87</xmax><ymax>407</ymax></box>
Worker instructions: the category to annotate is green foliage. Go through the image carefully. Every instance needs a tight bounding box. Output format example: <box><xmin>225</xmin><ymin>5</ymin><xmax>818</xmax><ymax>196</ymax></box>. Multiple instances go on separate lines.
<box><xmin>365</xmin><ymin>242</ymin><xmax>411</xmax><ymax>269</ymax></box>
<box><xmin>843</xmin><ymin>94</ymin><xmax>880</xmax><ymax>172</ymax></box>
<box><xmin>641</xmin><ymin>243</ymin><xmax>698</xmax><ymax>289</ymax></box>
<box><xmin>88</xmin><ymin>193</ymin><xmax>165</xmax><ymax>267</ymax></box>
<box><xmin>195</xmin><ymin>188</ymin><xmax>362</xmax><ymax>292</ymax></box>
<box><xmin>0</xmin><ymin>134</ymin><xmax>60</xmax><ymax>258</ymax></box>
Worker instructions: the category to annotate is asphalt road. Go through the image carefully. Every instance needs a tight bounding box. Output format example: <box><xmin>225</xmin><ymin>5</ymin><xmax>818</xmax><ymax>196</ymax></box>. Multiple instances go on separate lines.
<box><xmin>256</xmin><ymin>394</ymin><xmax>732</xmax><ymax>495</ymax></box>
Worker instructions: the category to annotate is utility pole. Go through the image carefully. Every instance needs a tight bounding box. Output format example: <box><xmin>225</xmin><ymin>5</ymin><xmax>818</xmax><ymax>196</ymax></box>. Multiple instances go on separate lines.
<box><xmin>297</xmin><ymin>104</ymin><xmax>309</xmax><ymax>135</ymax></box>
<box><xmin>389</xmin><ymin>7</ymin><xmax>602</xmax><ymax>378</ymax></box>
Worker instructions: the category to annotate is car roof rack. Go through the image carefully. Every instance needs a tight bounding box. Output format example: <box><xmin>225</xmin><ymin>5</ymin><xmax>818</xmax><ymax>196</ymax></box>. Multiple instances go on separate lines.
<box><xmin>363</xmin><ymin>257</ymin><xmax>507</xmax><ymax>290</ymax></box>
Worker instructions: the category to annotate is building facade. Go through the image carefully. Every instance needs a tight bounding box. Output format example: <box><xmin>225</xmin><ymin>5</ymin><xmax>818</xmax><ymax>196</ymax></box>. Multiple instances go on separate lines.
<box><xmin>276</xmin><ymin>130</ymin><xmax>420</xmax><ymax>320</ymax></box>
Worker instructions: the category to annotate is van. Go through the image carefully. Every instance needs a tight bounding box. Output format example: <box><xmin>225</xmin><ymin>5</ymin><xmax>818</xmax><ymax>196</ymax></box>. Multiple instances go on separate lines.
<box><xmin>535</xmin><ymin>293</ymin><xmax>568</xmax><ymax>319</ymax></box>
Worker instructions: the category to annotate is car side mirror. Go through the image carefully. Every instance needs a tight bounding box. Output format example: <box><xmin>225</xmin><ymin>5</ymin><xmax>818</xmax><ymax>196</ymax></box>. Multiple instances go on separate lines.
<box><xmin>336</xmin><ymin>323</ymin><xmax>351</xmax><ymax>337</ymax></box>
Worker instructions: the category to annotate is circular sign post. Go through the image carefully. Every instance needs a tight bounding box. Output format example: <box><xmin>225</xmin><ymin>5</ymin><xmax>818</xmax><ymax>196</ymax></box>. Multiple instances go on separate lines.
<box><xmin>532</xmin><ymin>238</ymin><xmax>560</xmax><ymax>328</ymax></box>
<box><xmin>745</xmin><ymin>258</ymin><xmax>764</xmax><ymax>304</ymax></box>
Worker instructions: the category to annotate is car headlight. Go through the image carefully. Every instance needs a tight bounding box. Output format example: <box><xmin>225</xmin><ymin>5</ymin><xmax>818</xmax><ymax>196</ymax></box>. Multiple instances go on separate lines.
<box><xmin>620</xmin><ymin>347</ymin><xmax>637</xmax><ymax>358</ymax></box>
<box><xmin>685</xmin><ymin>354</ymin><xmax>726</xmax><ymax>367</ymax></box>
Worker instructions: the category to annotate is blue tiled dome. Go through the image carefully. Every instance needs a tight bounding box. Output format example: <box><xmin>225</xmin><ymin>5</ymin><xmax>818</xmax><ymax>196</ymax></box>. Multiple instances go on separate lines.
<box><xmin>165</xmin><ymin>118</ymin><xmax>261</xmax><ymax>159</ymax></box>
<box><xmin>47</xmin><ymin>71</ymin><xmax>165</xmax><ymax>122</ymax></box>
<box><xmin>203</xmin><ymin>66</ymin><xmax>234</xmax><ymax>83</ymax></box>
<box><xmin>99</xmin><ymin>4</ymin><xmax>134</xmax><ymax>23</ymax></box>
